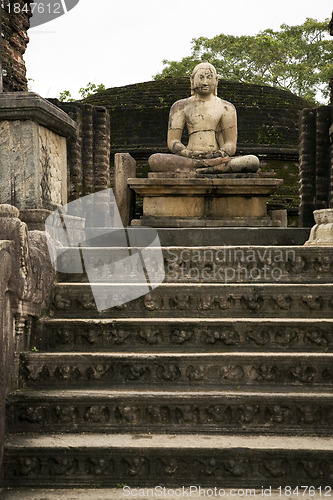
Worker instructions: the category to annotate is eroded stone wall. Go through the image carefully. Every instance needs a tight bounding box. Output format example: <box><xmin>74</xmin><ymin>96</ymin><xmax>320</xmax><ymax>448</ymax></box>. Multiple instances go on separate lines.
<box><xmin>2</xmin><ymin>1</ymin><xmax>32</xmax><ymax>92</ymax></box>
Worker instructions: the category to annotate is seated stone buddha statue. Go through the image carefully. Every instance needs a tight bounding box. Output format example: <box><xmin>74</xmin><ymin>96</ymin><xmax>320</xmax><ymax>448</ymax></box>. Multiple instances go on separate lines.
<box><xmin>148</xmin><ymin>61</ymin><xmax>260</xmax><ymax>175</ymax></box>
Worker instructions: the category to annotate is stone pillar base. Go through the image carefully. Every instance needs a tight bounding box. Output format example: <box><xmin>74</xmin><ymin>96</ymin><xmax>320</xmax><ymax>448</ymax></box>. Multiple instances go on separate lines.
<box><xmin>19</xmin><ymin>209</ymin><xmax>52</xmax><ymax>231</ymax></box>
<box><xmin>128</xmin><ymin>177</ymin><xmax>283</xmax><ymax>227</ymax></box>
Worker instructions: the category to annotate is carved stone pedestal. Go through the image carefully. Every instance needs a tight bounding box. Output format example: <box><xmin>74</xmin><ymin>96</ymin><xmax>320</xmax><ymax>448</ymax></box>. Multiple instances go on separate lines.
<box><xmin>0</xmin><ymin>93</ymin><xmax>77</xmax><ymax>227</ymax></box>
<box><xmin>129</xmin><ymin>176</ymin><xmax>284</xmax><ymax>227</ymax></box>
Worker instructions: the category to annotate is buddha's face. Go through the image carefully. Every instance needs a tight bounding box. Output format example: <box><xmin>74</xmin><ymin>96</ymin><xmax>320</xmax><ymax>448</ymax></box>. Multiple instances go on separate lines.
<box><xmin>192</xmin><ymin>68</ymin><xmax>217</xmax><ymax>96</ymax></box>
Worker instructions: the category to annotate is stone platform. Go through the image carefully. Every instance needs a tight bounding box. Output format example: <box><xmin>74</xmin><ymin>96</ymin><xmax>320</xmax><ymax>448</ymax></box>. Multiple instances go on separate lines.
<box><xmin>128</xmin><ymin>177</ymin><xmax>283</xmax><ymax>227</ymax></box>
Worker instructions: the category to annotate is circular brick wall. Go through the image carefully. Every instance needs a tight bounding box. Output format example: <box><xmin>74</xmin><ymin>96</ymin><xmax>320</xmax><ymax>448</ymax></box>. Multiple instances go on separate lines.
<box><xmin>84</xmin><ymin>78</ymin><xmax>312</xmax><ymax>159</ymax></box>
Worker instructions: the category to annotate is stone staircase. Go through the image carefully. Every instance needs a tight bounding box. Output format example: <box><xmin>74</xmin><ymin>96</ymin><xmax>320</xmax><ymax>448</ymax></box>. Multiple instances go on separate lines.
<box><xmin>3</xmin><ymin>228</ymin><xmax>333</xmax><ymax>492</ymax></box>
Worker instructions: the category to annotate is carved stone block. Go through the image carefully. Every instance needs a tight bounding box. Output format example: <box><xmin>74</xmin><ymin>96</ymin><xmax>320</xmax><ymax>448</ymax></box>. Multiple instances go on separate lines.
<box><xmin>114</xmin><ymin>153</ymin><xmax>136</xmax><ymax>226</ymax></box>
<box><xmin>51</xmin><ymin>282</ymin><xmax>333</xmax><ymax>319</ymax></box>
<box><xmin>3</xmin><ymin>435</ymin><xmax>333</xmax><ymax>488</ymax></box>
<box><xmin>19</xmin><ymin>352</ymin><xmax>333</xmax><ymax>390</ymax></box>
<box><xmin>0</xmin><ymin>93</ymin><xmax>76</xmax><ymax>211</ymax></box>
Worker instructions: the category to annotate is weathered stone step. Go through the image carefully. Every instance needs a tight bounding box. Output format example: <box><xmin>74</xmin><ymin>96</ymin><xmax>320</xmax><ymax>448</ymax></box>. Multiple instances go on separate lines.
<box><xmin>55</xmin><ymin>245</ymin><xmax>333</xmax><ymax>284</ymax></box>
<box><xmin>4</xmin><ymin>433</ymin><xmax>333</xmax><ymax>488</ymax></box>
<box><xmin>35</xmin><ymin>318</ymin><xmax>333</xmax><ymax>352</ymax></box>
<box><xmin>20</xmin><ymin>352</ymin><xmax>333</xmax><ymax>389</ymax></box>
<box><xmin>87</xmin><ymin>226</ymin><xmax>310</xmax><ymax>247</ymax></box>
<box><xmin>51</xmin><ymin>283</ymin><xmax>333</xmax><ymax>318</ymax></box>
<box><xmin>7</xmin><ymin>389</ymin><xmax>333</xmax><ymax>435</ymax></box>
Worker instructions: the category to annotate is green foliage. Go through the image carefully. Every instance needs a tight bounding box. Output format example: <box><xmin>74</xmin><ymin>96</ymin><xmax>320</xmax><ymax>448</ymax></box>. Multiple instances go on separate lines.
<box><xmin>78</xmin><ymin>82</ymin><xmax>106</xmax><ymax>100</ymax></box>
<box><xmin>154</xmin><ymin>18</ymin><xmax>333</xmax><ymax>103</ymax></box>
<box><xmin>58</xmin><ymin>82</ymin><xmax>106</xmax><ymax>102</ymax></box>
<box><xmin>58</xmin><ymin>89</ymin><xmax>75</xmax><ymax>102</ymax></box>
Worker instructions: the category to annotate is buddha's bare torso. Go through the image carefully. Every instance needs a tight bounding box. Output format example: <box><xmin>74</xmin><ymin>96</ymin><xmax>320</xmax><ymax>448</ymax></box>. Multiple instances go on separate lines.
<box><xmin>148</xmin><ymin>62</ymin><xmax>259</xmax><ymax>175</ymax></box>
<box><xmin>168</xmin><ymin>95</ymin><xmax>237</xmax><ymax>155</ymax></box>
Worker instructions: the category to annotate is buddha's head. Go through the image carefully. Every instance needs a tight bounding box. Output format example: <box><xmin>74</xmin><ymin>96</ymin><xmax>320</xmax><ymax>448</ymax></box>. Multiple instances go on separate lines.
<box><xmin>190</xmin><ymin>61</ymin><xmax>218</xmax><ymax>96</ymax></box>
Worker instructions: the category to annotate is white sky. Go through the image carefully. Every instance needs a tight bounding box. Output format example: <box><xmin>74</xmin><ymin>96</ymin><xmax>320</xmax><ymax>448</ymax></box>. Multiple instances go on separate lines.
<box><xmin>25</xmin><ymin>0</ymin><xmax>332</xmax><ymax>99</ymax></box>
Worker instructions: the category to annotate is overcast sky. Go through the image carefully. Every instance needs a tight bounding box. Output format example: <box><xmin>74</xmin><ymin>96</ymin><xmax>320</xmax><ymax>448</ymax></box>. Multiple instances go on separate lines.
<box><xmin>25</xmin><ymin>0</ymin><xmax>332</xmax><ymax>99</ymax></box>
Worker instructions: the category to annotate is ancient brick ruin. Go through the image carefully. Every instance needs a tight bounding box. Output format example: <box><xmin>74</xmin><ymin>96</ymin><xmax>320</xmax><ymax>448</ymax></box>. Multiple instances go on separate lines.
<box><xmin>1</xmin><ymin>1</ymin><xmax>32</xmax><ymax>92</ymax></box>
<box><xmin>1</xmin><ymin>8</ymin><xmax>333</xmax><ymax>497</ymax></box>
<box><xmin>85</xmin><ymin>78</ymin><xmax>310</xmax><ymax>156</ymax></box>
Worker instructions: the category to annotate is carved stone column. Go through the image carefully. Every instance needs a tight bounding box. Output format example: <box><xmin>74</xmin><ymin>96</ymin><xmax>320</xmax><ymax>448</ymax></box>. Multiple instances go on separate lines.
<box><xmin>0</xmin><ymin>93</ymin><xmax>77</xmax><ymax>229</ymax></box>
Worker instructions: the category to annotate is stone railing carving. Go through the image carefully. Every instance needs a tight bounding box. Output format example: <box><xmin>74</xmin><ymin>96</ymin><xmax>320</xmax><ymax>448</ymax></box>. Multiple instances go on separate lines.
<box><xmin>0</xmin><ymin>203</ymin><xmax>55</xmax><ymax>487</ymax></box>
<box><xmin>0</xmin><ymin>205</ymin><xmax>54</xmax><ymax>323</ymax></box>
<box><xmin>0</xmin><ymin>239</ymin><xmax>13</xmax><ymax>489</ymax></box>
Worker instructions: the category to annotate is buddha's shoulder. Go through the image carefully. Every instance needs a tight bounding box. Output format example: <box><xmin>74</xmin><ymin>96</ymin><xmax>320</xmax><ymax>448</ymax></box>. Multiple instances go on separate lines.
<box><xmin>216</xmin><ymin>97</ymin><xmax>236</xmax><ymax>112</ymax></box>
<box><xmin>169</xmin><ymin>97</ymin><xmax>193</xmax><ymax>112</ymax></box>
